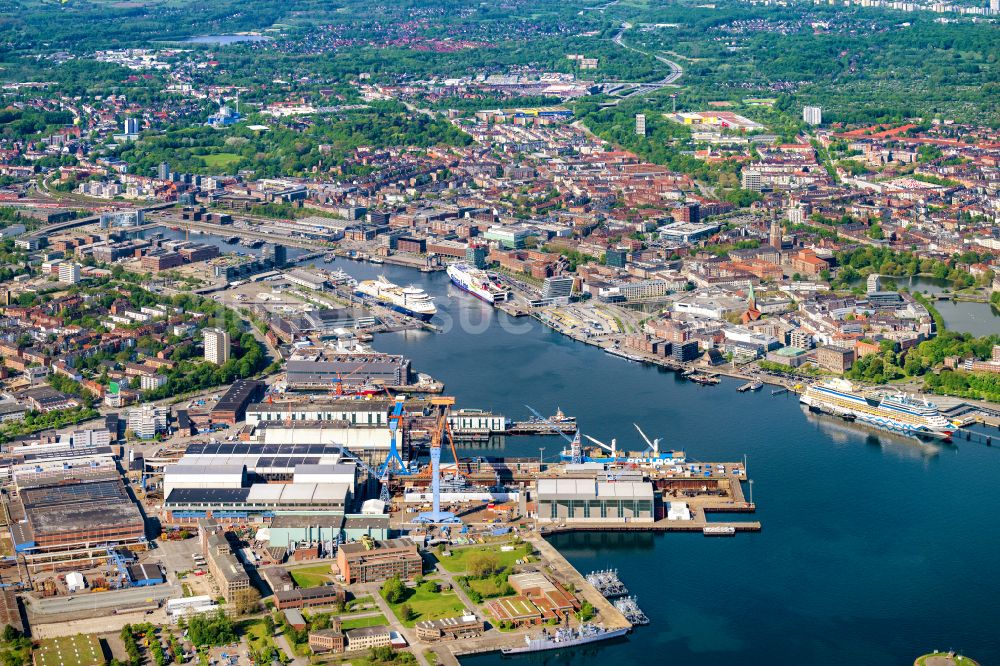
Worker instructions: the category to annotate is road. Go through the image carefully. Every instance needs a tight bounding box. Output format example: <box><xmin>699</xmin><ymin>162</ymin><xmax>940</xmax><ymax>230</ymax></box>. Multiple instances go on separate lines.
<box><xmin>609</xmin><ymin>24</ymin><xmax>684</xmax><ymax>99</ymax></box>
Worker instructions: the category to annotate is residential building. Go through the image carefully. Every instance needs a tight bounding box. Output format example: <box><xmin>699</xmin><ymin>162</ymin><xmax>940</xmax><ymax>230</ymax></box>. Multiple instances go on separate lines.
<box><xmin>635</xmin><ymin>114</ymin><xmax>646</xmax><ymax>137</ymax></box>
<box><xmin>803</xmin><ymin>106</ymin><xmax>823</xmax><ymax>126</ymax></box>
<box><xmin>203</xmin><ymin>328</ymin><xmax>231</xmax><ymax>365</ymax></box>
<box><xmin>58</xmin><ymin>263</ymin><xmax>81</xmax><ymax>284</ymax></box>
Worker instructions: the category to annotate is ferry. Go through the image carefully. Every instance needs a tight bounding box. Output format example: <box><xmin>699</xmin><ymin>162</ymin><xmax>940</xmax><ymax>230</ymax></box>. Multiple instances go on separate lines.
<box><xmin>446</xmin><ymin>262</ymin><xmax>510</xmax><ymax>305</ymax></box>
<box><xmin>355</xmin><ymin>275</ymin><xmax>436</xmax><ymax>320</ymax></box>
<box><xmin>800</xmin><ymin>379</ymin><xmax>954</xmax><ymax>439</ymax></box>
<box><xmin>501</xmin><ymin>624</ymin><xmax>629</xmax><ymax>655</ymax></box>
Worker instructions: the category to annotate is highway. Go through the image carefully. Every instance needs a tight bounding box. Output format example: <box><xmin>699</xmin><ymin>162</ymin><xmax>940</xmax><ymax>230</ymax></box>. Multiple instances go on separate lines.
<box><xmin>609</xmin><ymin>24</ymin><xmax>684</xmax><ymax>98</ymax></box>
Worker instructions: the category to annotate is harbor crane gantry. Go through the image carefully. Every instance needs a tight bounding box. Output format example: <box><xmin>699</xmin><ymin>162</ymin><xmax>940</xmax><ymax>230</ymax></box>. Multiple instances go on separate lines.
<box><xmin>414</xmin><ymin>396</ymin><xmax>462</xmax><ymax>524</ymax></box>
<box><xmin>378</xmin><ymin>395</ymin><xmax>409</xmax><ymax>479</ymax></box>
<box><xmin>526</xmin><ymin>405</ymin><xmax>582</xmax><ymax>464</ymax></box>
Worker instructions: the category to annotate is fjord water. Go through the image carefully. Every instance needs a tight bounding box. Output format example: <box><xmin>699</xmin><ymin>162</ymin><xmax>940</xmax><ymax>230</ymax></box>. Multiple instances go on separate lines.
<box><xmin>332</xmin><ymin>261</ymin><xmax>1000</xmax><ymax>665</ymax></box>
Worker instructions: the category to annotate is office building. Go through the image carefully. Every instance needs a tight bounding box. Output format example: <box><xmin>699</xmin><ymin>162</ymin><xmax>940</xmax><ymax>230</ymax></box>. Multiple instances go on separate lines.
<box><xmin>345</xmin><ymin>626</ymin><xmax>392</xmax><ymax>651</ymax></box>
<box><xmin>465</xmin><ymin>245</ymin><xmax>489</xmax><ymax>269</ymax></box>
<box><xmin>605</xmin><ymin>248</ymin><xmax>628</xmax><ymax>269</ymax></box>
<box><xmin>158</xmin><ymin>162</ymin><xmax>170</xmax><ymax>180</ymax></box>
<box><xmin>126</xmin><ymin>403</ymin><xmax>169</xmax><ymax>439</ymax></box>
<box><xmin>672</xmin><ymin>340</ymin><xmax>700</xmax><ymax>362</ymax></box>
<box><xmin>58</xmin><ymin>262</ymin><xmax>81</xmax><ymax>284</ymax></box>
<box><xmin>336</xmin><ymin>537</ymin><xmax>421</xmax><ymax>584</ymax></box>
<box><xmin>803</xmin><ymin>106</ymin><xmax>823</xmax><ymax>126</ymax></box>
<box><xmin>541</xmin><ymin>275</ymin><xmax>574</xmax><ymax>301</ymax></box>
<box><xmin>124</xmin><ymin>118</ymin><xmax>139</xmax><ymax>135</ymax></box>
<box><xmin>308</xmin><ymin>627</ymin><xmax>346</xmax><ymax>654</ymax></box>
<box><xmin>635</xmin><ymin>113</ymin><xmax>646</xmax><ymax>137</ymax></box>
<box><xmin>198</xmin><ymin>520</ymin><xmax>251</xmax><ymax>603</ymax></box>
<box><xmin>263</xmin><ymin>243</ymin><xmax>288</xmax><ymax>268</ymax></box>
<box><xmin>203</xmin><ymin>328</ymin><xmax>231</xmax><ymax>365</ymax></box>
<box><xmin>816</xmin><ymin>345</ymin><xmax>854</xmax><ymax>374</ymax></box>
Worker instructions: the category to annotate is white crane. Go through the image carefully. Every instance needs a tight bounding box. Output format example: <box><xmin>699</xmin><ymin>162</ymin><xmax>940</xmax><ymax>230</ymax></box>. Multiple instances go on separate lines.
<box><xmin>633</xmin><ymin>423</ymin><xmax>661</xmax><ymax>459</ymax></box>
<box><xmin>584</xmin><ymin>434</ymin><xmax>618</xmax><ymax>459</ymax></box>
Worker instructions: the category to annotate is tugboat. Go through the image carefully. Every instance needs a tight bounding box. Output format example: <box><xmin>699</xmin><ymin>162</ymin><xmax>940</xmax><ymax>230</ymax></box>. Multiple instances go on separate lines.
<box><xmin>501</xmin><ymin>624</ymin><xmax>629</xmax><ymax>655</ymax></box>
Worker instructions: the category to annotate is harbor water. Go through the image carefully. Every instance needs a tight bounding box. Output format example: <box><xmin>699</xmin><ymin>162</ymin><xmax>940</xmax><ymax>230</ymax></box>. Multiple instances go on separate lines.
<box><xmin>331</xmin><ymin>261</ymin><xmax>1000</xmax><ymax>665</ymax></box>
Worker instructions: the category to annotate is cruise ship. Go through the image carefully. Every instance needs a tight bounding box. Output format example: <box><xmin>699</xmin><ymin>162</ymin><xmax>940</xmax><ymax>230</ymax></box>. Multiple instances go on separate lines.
<box><xmin>446</xmin><ymin>262</ymin><xmax>510</xmax><ymax>305</ymax></box>
<box><xmin>354</xmin><ymin>276</ymin><xmax>436</xmax><ymax>320</ymax></box>
<box><xmin>800</xmin><ymin>379</ymin><xmax>954</xmax><ymax>439</ymax></box>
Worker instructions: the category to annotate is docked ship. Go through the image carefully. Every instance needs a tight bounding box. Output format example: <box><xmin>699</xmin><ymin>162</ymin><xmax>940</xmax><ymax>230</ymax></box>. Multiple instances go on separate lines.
<box><xmin>501</xmin><ymin>624</ymin><xmax>629</xmax><ymax>655</ymax></box>
<box><xmin>800</xmin><ymin>379</ymin><xmax>954</xmax><ymax>439</ymax></box>
<box><xmin>446</xmin><ymin>262</ymin><xmax>510</xmax><ymax>305</ymax></box>
<box><xmin>355</xmin><ymin>275</ymin><xmax>436</xmax><ymax>320</ymax></box>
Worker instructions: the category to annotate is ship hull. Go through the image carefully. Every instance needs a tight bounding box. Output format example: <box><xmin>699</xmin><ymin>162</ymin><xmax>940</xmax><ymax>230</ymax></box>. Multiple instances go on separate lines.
<box><xmin>353</xmin><ymin>291</ymin><xmax>435</xmax><ymax>321</ymax></box>
<box><xmin>500</xmin><ymin>627</ymin><xmax>629</xmax><ymax>655</ymax></box>
<box><xmin>800</xmin><ymin>393</ymin><xmax>952</xmax><ymax>440</ymax></box>
<box><xmin>448</xmin><ymin>274</ymin><xmax>497</xmax><ymax>305</ymax></box>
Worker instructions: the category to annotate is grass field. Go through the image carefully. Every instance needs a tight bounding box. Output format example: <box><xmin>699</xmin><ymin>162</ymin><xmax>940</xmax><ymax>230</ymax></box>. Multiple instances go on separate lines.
<box><xmin>438</xmin><ymin>543</ymin><xmax>533</xmax><ymax>574</ymax></box>
<box><xmin>465</xmin><ymin>577</ymin><xmax>510</xmax><ymax>599</ymax></box>
<box><xmin>35</xmin><ymin>635</ymin><xmax>104</xmax><ymax>666</ymax></box>
<box><xmin>200</xmin><ymin>152</ymin><xmax>242</xmax><ymax>168</ymax></box>
<box><xmin>241</xmin><ymin>619</ymin><xmax>276</xmax><ymax>655</ymax></box>
<box><xmin>288</xmin><ymin>563</ymin><xmax>335</xmax><ymax>588</ymax></box>
<box><xmin>386</xmin><ymin>586</ymin><xmax>466</xmax><ymax>627</ymax></box>
<box><xmin>340</xmin><ymin>614</ymin><xmax>389</xmax><ymax>631</ymax></box>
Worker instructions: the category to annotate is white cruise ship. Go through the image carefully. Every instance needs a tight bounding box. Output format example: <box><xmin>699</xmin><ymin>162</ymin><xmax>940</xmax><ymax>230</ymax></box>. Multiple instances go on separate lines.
<box><xmin>447</xmin><ymin>262</ymin><xmax>510</xmax><ymax>305</ymax></box>
<box><xmin>354</xmin><ymin>275</ymin><xmax>436</xmax><ymax>320</ymax></box>
<box><xmin>800</xmin><ymin>379</ymin><xmax>954</xmax><ymax>439</ymax></box>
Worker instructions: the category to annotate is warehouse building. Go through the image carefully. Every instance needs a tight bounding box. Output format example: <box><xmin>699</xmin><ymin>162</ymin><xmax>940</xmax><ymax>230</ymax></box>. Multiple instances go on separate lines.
<box><xmin>12</xmin><ymin>476</ymin><xmax>146</xmax><ymax>570</ymax></box>
<box><xmin>211</xmin><ymin>380</ymin><xmax>265</xmax><ymax>424</ymax></box>
<box><xmin>245</xmin><ymin>399</ymin><xmax>392</xmax><ymax>426</ymax></box>
<box><xmin>414</xmin><ymin>615</ymin><xmax>483</xmax><ymax>641</ymax></box>
<box><xmin>285</xmin><ymin>356</ymin><xmax>410</xmax><ymax>390</ymax></box>
<box><xmin>535</xmin><ymin>479</ymin><xmax>654</xmax><ymax>523</ymax></box>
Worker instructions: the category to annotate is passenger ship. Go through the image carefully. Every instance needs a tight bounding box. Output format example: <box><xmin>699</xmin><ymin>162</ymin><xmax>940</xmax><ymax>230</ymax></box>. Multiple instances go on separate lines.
<box><xmin>800</xmin><ymin>379</ymin><xmax>954</xmax><ymax>439</ymax></box>
<box><xmin>446</xmin><ymin>262</ymin><xmax>510</xmax><ymax>305</ymax></box>
<box><xmin>354</xmin><ymin>275</ymin><xmax>436</xmax><ymax>320</ymax></box>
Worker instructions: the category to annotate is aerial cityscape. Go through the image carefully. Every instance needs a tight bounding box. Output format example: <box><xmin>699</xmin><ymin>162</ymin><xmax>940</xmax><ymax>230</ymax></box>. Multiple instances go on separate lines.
<box><xmin>0</xmin><ymin>0</ymin><xmax>996</xmax><ymax>664</ymax></box>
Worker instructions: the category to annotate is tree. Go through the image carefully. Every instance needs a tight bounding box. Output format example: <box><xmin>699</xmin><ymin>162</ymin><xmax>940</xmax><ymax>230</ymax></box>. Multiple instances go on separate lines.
<box><xmin>399</xmin><ymin>604</ymin><xmax>415</xmax><ymax>622</ymax></box>
<box><xmin>577</xmin><ymin>600</ymin><xmax>595</xmax><ymax>622</ymax></box>
<box><xmin>231</xmin><ymin>587</ymin><xmax>261</xmax><ymax>616</ymax></box>
<box><xmin>466</xmin><ymin>551</ymin><xmax>501</xmax><ymax>578</ymax></box>
<box><xmin>381</xmin><ymin>575</ymin><xmax>406</xmax><ymax>604</ymax></box>
<box><xmin>262</xmin><ymin>615</ymin><xmax>276</xmax><ymax>636</ymax></box>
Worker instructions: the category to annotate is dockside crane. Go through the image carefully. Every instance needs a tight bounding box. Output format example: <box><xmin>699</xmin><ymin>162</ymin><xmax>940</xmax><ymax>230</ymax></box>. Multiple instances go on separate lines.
<box><xmin>414</xmin><ymin>397</ymin><xmax>461</xmax><ymax>524</ymax></box>
<box><xmin>526</xmin><ymin>405</ymin><xmax>581</xmax><ymax>464</ymax></box>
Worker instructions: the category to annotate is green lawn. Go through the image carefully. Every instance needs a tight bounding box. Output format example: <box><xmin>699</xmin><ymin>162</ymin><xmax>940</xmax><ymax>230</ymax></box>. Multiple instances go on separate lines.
<box><xmin>288</xmin><ymin>563</ymin><xmax>335</xmax><ymax>588</ymax></box>
<box><xmin>438</xmin><ymin>543</ymin><xmax>533</xmax><ymax>574</ymax></box>
<box><xmin>35</xmin><ymin>635</ymin><xmax>104</xmax><ymax>666</ymax></box>
<box><xmin>386</xmin><ymin>586</ymin><xmax>466</xmax><ymax>627</ymax></box>
<box><xmin>200</xmin><ymin>152</ymin><xmax>242</xmax><ymax>168</ymax></box>
<box><xmin>465</xmin><ymin>577</ymin><xmax>509</xmax><ymax>599</ymax></box>
<box><xmin>241</xmin><ymin>619</ymin><xmax>276</xmax><ymax>655</ymax></box>
<box><xmin>339</xmin><ymin>614</ymin><xmax>389</xmax><ymax>631</ymax></box>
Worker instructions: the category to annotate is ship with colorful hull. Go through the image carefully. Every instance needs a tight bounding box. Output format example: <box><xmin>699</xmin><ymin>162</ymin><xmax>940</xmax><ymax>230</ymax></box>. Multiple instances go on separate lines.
<box><xmin>447</xmin><ymin>262</ymin><xmax>510</xmax><ymax>305</ymax></box>
<box><xmin>800</xmin><ymin>378</ymin><xmax>954</xmax><ymax>439</ymax></box>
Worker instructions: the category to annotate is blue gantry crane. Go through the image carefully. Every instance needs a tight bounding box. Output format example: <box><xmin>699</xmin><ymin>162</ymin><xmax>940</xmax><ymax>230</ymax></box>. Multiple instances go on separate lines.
<box><xmin>106</xmin><ymin>544</ymin><xmax>130</xmax><ymax>589</ymax></box>
<box><xmin>378</xmin><ymin>396</ymin><xmax>409</xmax><ymax>479</ymax></box>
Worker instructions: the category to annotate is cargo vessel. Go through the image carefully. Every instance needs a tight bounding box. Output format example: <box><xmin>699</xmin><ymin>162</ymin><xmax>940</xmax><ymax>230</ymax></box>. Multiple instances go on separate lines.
<box><xmin>500</xmin><ymin>624</ymin><xmax>629</xmax><ymax>655</ymax></box>
<box><xmin>446</xmin><ymin>262</ymin><xmax>510</xmax><ymax>304</ymax></box>
<box><xmin>355</xmin><ymin>275</ymin><xmax>436</xmax><ymax>320</ymax></box>
<box><xmin>800</xmin><ymin>379</ymin><xmax>954</xmax><ymax>439</ymax></box>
